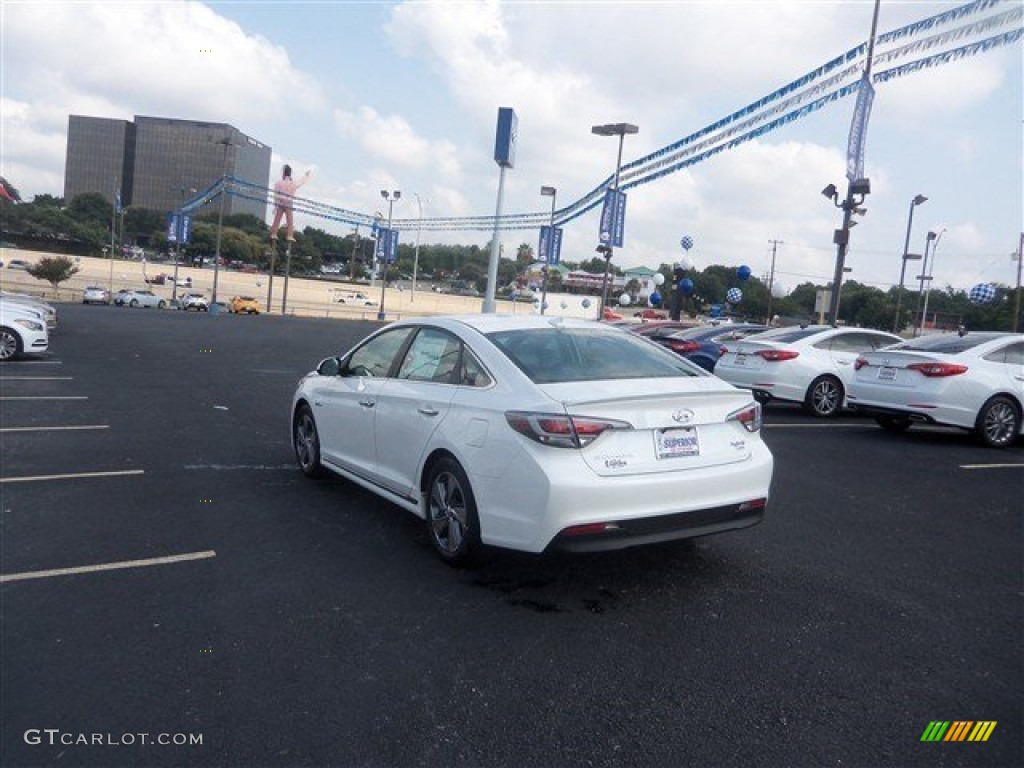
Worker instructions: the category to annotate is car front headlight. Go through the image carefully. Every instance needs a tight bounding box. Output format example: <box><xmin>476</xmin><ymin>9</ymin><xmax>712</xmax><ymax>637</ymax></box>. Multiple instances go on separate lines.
<box><xmin>14</xmin><ymin>318</ymin><xmax>44</xmax><ymax>332</ymax></box>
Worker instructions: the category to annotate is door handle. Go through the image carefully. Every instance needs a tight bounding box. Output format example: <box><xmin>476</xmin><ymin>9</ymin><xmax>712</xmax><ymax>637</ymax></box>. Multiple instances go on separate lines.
<box><xmin>418</xmin><ymin>406</ymin><xmax>440</xmax><ymax>416</ymax></box>
<box><xmin>359</xmin><ymin>400</ymin><xmax>375</xmax><ymax>408</ymax></box>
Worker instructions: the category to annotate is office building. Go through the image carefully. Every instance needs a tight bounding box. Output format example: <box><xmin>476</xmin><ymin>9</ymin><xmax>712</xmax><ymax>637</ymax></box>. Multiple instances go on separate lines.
<box><xmin>64</xmin><ymin>114</ymin><xmax>272</xmax><ymax>219</ymax></box>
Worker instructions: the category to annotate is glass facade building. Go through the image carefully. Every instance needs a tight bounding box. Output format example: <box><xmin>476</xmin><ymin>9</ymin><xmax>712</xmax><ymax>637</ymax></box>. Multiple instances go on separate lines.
<box><xmin>64</xmin><ymin>115</ymin><xmax>272</xmax><ymax>220</ymax></box>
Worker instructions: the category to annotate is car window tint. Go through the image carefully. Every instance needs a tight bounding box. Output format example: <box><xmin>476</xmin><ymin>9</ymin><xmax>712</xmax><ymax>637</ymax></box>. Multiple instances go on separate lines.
<box><xmin>752</xmin><ymin>327</ymin><xmax>822</xmax><ymax>343</ymax></box>
<box><xmin>984</xmin><ymin>342</ymin><xmax>1024</xmax><ymax>366</ymax></box>
<box><xmin>346</xmin><ymin>327</ymin><xmax>415</xmax><ymax>378</ymax></box>
<box><xmin>461</xmin><ymin>349</ymin><xmax>493</xmax><ymax>387</ymax></box>
<box><xmin>397</xmin><ymin>328</ymin><xmax>462</xmax><ymax>384</ymax></box>
<box><xmin>893</xmin><ymin>333</ymin><xmax>1005</xmax><ymax>354</ymax></box>
<box><xmin>488</xmin><ymin>327</ymin><xmax>699</xmax><ymax>384</ymax></box>
<box><xmin>829</xmin><ymin>333</ymin><xmax>879</xmax><ymax>352</ymax></box>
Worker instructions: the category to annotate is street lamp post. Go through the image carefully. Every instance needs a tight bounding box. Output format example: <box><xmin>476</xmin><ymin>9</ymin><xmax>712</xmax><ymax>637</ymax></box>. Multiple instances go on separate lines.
<box><xmin>892</xmin><ymin>194</ymin><xmax>927</xmax><ymax>333</ymax></box>
<box><xmin>913</xmin><ymin>230</ymin><xmax>939</xmax><ymax>337</ymax></box>
<box><xmin>821</xmin><ymin>178</ymin><xmax>871</xmax><ymax>325</ymax></box>
<box><xmin>378</xmin><ymin>190</ymin><xmax>400</xmax><ymax>321</ymax></box>
<box><xmin>211</xmin><ymin>135</ymin><xmax>235</xmax><ymax>309</ymax></box>
<box><xmin>412</xmin><ymin>193</ymin><xmax>427</xmax><ymax>303</ymax></box>
<box><xmin>540</xmin><ymin>185</ymin><xmax>557</xmax><ymax>315</ymax></box>
<box><xmin>592</xmin><ymin>122</ymin><xmax>638</xmax><ymax>320</ymax></box>
<box><xmin>918</xmin><ymin>228</ymin><xmax>945</xmax><ymax>336</ymax></box>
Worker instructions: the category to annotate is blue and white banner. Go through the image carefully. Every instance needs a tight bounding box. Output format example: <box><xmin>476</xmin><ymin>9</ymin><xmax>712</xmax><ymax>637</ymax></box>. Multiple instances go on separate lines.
<box><xmin>598</xmin><ymin>189</ymin><xmax>626</xmax><ymax>248</ymax></box>
<box><xmin>846</xmin><ymin>72</ymin><xmax>875</xmax><ymax>181</ymax></box>
<box><xmin>166</xmin><ymin>212</ymin><xmax>192</xmax><ymax>244</ymax></box>
<box><xmin>538</xmin><ymin>225</ymin><xmax>563</xmax><ymax>265</ymax></box>
<box><xmin>375</xmin><ymin>228</ymin><xmax>400</xmax><ymax>263</ymax></box>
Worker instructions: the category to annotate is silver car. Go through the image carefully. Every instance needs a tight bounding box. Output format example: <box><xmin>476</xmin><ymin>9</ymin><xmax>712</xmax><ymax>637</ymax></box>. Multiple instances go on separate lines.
<box><xmin>120</xmin><ymin>290</ymin><xmax>167</xmax><ymax>309</ymax></box>
<box><xmin>82</xmin><ymin>286</ymin><xmax>111</xmax><ymax>305</ymax></box>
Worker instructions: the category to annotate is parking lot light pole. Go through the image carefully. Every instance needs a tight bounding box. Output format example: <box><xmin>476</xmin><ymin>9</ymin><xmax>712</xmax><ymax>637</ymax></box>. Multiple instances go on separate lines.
<box><xmin>913</xmin><ymin>230</ymin><xmax>939</xmax><ymax>337</ymax></box>
<box><xmin>540</xmin><ymin>185</ymin><xmax>556</xmax><ymax>315</ymax></box>
<box><xmin>378</xmin><ymin>190</ymin><xmax>400</xmax><ymax>321</ymax></box>
<box><xmin>412</xmin><ymin>193</ymin><xmax>426</xmax><ymax>303</ymax></box>
<box><xmin>211</xmin><ymin>135</ymin><xmax>235</xmax><ymax>309</ymax></box>
<box><xmin>592</xmin><ymin>122</ymin><xmax>638</xmax><ymax>320</ymax></box>
<box><xmin>893</xmin><ymin>194</ymin><xmax>927</xmax><ymax>333</ymax></box>
<box><xmin>918</xmin><ymin>228</ymin><xmax>945</xmax><ymax>336</ymax></box>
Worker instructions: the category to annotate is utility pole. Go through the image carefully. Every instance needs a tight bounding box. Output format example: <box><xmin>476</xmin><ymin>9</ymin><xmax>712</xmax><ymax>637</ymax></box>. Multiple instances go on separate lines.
<box><xmin>1014</xmin><ymin>232</ymin><xmax>1023</xmax><ymax>333</ymax></box>
<box><xmin>767</xmin><ymin>239</ymin><xmax>783</xmax><ymax>323</ymax></box>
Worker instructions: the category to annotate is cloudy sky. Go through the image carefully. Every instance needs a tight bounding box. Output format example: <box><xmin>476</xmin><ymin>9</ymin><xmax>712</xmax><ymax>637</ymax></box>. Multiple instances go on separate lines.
<box><xmin>2</xmin><ymin>0</ymin><xmax>1021</xmax><ymax>296</ymax></box>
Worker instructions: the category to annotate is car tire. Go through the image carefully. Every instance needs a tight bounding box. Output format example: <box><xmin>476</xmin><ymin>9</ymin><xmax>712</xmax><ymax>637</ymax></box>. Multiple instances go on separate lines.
<box><xmin>129</xmin><ymin>299</ymin><xmax>139</xmax><ymax>308</ymax></box>
<box><xmin>0</xmin><ymin>326</ymin><xmax>22</xmax><ymax>361</ymax></box>
<box><xmin>158</xmin><ymin>300</ymin><xmax>167</xmax><ymax>309</ymax></box>
<box><xmin>293</xmin><ymin>404</ymin><xmax>325</xmax><ymax>478</ymax></box>
<box><xmin>425</xmin><ymin>457</ymin><xmax>482</xmax><ymax>567</ymax></box>
<box><xmin>875</xmin><ymin>416</ymin><xmax>911</xmax><ymax>433</ymax></box>
<box><xmin>975</xmin><ymin>395</ymin><xmax>1020</xmax><ymax>449</ymax></box>
<box><xmin>803</xmin><ymin>375</ymin><xmax>843</xmax><ymax>418</ymax></box>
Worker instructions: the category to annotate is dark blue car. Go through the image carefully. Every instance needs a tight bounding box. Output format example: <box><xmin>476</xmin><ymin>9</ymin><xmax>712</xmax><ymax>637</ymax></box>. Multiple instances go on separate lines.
<box><xmin>657</xmin><ymin>323</ymin><xmax>769</xmax><ymax>372</ymax></box>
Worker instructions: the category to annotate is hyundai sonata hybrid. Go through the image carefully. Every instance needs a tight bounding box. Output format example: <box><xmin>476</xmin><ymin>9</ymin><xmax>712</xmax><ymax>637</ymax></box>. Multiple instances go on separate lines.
<box><xmin>847</xmin><ymin>330</ymin><xmax>1023</xmax><ymax>448</ymax></box>
<box><xmin>291</xmin><ymin>315</ymin><xmax>773</xmax><ymax>565</ymax></box>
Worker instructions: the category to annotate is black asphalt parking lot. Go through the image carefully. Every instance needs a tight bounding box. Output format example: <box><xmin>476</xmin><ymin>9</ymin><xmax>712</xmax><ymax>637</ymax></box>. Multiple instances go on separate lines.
<box><xmin>2</xmin><ymin>304</ymin><xmax>1021</xmax><ymax>768</ymax></box>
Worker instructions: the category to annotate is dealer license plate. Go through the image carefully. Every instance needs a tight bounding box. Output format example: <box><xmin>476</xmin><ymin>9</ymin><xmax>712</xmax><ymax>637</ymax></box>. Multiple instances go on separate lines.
<box><xmin>878</xmin><ymin>366</ymin><xmax>897</xmax><ymax>381</ymax></box>
<box><xmin>655</xmin><ymin>427</ymin><xmax>700</xmax><ymax>459</ymax></box>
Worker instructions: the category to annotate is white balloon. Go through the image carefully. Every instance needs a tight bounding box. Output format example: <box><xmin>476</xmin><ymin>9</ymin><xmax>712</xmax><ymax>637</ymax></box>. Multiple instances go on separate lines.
<box><xmin>653</xmin><ymin>273</ymin><xmax>665</xmax><ymax>286</ymax></box>
<box><xmin>618</xmin><ymin>292</ymin><xmax>632</xmax><ymax>306</ymax></box>
<box><xmin>771</xmin><ymin>282</ymin><xmax>787</xmax><ymax>298</ymax></box>
<box><xmin>679</xmin><ymin>256</ymin><xmax>693</xmax><ymax>271</ymax></box>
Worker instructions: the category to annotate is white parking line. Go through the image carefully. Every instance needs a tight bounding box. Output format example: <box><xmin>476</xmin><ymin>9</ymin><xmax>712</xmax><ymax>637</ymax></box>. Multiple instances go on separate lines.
<box><xmin>0</xmin><ymin>550</ymin><xmax>217</xmax><ymax>584</ymax></box>
<box><xmin>0</xmin><ymin>469</ymin><xmax>144</xmax><ymax>484</ymax></box>
<box><xmin>0</xmin><ymin>396</ymin><xmax>88</xmax><ymax>401</ymax></box>
<box><xmin>0</xmin><ymin>425</ymin><xmax>109</xmax><ymax>434</ymax></box>
<box><xmin>0</xmin><ymin>376</ymin><xmax>73</xmax><ymax>381</ymax></box>
<box><xmin>960</xmin><ymin>463</ymin><xmax>1024</xmax><ymax>470</ymax></box>
<box><xmin>764</xmin><ymin>423</ymin><xmax>868</xmax><ymax>428</ymax></box>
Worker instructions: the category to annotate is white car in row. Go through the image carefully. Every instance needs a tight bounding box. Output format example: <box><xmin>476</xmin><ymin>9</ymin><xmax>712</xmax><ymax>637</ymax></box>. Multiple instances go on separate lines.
<box><xmin>0</xmin><ymin>291</ymin><xmax>57</xmax><ymax>329</ymax></box>
<box><xmin>292</xmin><ymin>315</ymin><xmax>773</xmax><ymax>565</ymax></box>
<box><xmin>0</xmin><ymin>300</ymin><xmax>49</xmax><ymax>361</ymax></box>
<box><xmin>715</xmin><ymin>325</ymin><xmax>901</xmax><ymax>417</ymax></box>
<box><xmin>848</xmin><ymin>331</ymin><xmax>1023</xmax><ymax>449</ymax></box>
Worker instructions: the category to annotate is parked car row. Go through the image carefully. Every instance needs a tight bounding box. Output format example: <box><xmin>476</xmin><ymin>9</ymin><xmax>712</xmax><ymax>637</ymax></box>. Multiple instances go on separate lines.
<box><xmin>0</xmin><ymin>292</ymin><xmax>54</xmax><ymax>361</ymax></box>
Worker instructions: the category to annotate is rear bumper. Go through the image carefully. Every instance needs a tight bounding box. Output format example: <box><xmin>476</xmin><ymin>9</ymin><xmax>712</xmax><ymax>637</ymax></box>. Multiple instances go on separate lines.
<box><xmin>548</xmin><ymin>500</ymin><xmax>766</xmax><ymax>553</ymax></box>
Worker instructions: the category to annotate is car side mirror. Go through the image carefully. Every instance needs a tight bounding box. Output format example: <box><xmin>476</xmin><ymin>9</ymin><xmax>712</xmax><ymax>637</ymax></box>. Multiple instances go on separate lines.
<box><xmin>317</xmin><ymin>357</ymin><xmax>341</xmax><ymax>376</ymax></box>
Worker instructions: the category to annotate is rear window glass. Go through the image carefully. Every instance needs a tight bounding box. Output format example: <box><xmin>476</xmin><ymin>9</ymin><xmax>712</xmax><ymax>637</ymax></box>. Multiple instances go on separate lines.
<box><xmin>743</xmin><ymin>327</ymin><xmax>822</xmax><ymax>343</ymax></box>
<box><xmin>488</xmin><ymin>327</ymin><xmax>701</xmax><ymax>384</ymax></box>
<box><xmin>891</xmin><ymin>333</ymin><xmax>1002</xmax><ymax>354</ymax></box>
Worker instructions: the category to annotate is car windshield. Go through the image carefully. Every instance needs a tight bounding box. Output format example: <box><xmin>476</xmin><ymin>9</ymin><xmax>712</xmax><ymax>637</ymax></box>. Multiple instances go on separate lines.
<box><xmin>890</xmin><ymin>333</ymin><xmax>1004</xmax><ymax>354</ymax></box>
<box><xmin>488</xmin><ymin>326</ymin><xmax>701</xmax><ymax>384</ymax></box>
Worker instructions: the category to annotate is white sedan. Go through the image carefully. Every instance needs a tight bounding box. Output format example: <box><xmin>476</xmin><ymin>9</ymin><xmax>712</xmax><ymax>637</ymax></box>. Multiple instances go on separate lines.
<box><xmin>291</xmin><ymin>315</ymin><xmax>774</xmax><ymax>565</ymax></box>
<box><xmin>715</xmin><ymin>325</ymin><xmax>902</xmax><ymax>417</ymax></box>
<box><xmin>120</xmin><ymin>290</ymin><xmax>166</xmax><ymax>309</ymax></box>
<box><xmin>847</xmin><ymin>331</ymin><xmax>1023</xmax><ymax>448</ymax></box>
<box><xmin>0</xmin><ymin>302</ymin><xmax>49</xmax><ymax>361</ymax></box>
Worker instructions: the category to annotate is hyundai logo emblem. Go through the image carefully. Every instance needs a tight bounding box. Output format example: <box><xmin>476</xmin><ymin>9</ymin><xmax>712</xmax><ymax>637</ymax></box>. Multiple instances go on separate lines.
<box><xmin>671</xmin><ymin>409</ymin><xmax>695</xmax><ymax>423</ymax></box>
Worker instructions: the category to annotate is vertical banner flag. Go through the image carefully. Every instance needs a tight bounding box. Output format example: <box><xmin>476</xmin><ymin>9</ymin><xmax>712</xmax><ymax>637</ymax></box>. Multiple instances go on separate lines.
<box><xmin>538</xmin><ymin>226</ymin><xmax>564</xmax><ymax>265</ymax></box>
<box><xmin>376</xmin><ymin>229</ymin><xmax>400</xmax><ymax>263</ymax></box>
<box><xmin>494</xmin><ymin>107</ymin><xmax>518</xmax><ymax>169</ymax></box>
<box><xmin>846</xmin><ymin>72</ymin><xmax>875</xmax><ymax>182</ymax></box>
<box><xmin>598</xmin><ymin>189</ymin><xmax>627</xmax><ymax>248</ymax></box>
<box><xmin>166</xmin><ymin>213</ymin><xmax>192</xmax><ymax>244</ymax></box>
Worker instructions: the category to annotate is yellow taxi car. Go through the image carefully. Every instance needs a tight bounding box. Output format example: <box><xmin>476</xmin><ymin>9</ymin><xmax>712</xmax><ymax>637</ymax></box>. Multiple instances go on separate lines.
<box><xmin>228</xmin><ymin>295</ymin><xmax>262</xmax><ymax>315</ymax></box>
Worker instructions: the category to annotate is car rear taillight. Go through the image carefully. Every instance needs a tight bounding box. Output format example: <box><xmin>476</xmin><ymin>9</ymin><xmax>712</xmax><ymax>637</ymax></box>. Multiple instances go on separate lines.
<box><xmin>854</xmin><ymin>357</ymin><xmax>869</xmax><ymax>370</ymax></box>
<box><xmin>667</xmin><ymin>340</ymin><xmax>701</xmax><ymax>354</ymax></box>
<box><xmin>907</xmin><ymin>362</ymin><xmax>969</xmax><ymax>377</ymax></box>
<box><xmin>718</xmin><ymin>346</ymin><xmax>728</xmax><ymax>357</ymax></box>
<box><xmin>505</xmin><ymin>412</ymin><xmax>632</xmax><ymax>449</ymax></box>
<box><xmin>756</xmin><ymin>349</ymin><xmax>800</xmax><ymax>362</ymax></box>
<box><xmin>727</xmin><ymin>402</ymin><xmax>762</xmax><ymax>433</ymax></box>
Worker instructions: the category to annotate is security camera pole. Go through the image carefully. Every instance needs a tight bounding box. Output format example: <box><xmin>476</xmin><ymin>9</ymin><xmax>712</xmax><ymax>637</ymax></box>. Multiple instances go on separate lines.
<box><xmin>825</xmin><ymin>0</ymin><xmax>880</xmax><ymax>326</ymax></box>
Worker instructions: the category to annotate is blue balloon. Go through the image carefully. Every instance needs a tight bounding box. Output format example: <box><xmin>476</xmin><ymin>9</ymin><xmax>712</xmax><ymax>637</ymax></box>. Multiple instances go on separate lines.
<box><xmin>678</xmin><ymin>278</ymin><xmax>694</xmax><ymax>296</ymax></box>
<box><xmin>726</xmin><ymin>287</ymin><xmax>743</xmax><ymax>304</ymax></box>
<box><xmin>680</xmin><ymin>235</ymin><xmax>694</xmax><ymax>251</ymax></box>
<box><xmin>737</xmin><ymin>265</ymin><xmax>751</xmax><ymax>281</ymax></box>
<box><xmin>649</xmin><ymin>291</ymin><xmax>662</xmax><ymax>305</ymax></box>
<box><xmin>968</xmin><ymin>283</ymin><xmax>996</xmax><ymax>304</ymax></box>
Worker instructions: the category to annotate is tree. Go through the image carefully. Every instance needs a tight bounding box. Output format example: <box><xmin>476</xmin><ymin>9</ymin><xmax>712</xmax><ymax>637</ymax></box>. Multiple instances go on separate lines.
<box><xmin>68</xmin><ymin>192</ymin><xmax>112</xmax><ymax>225</ymax></box>
<box><xmin>26</xmin><ymin>256</ymin><xmax>79</xmax><ymax>292</ymax></box>
<box><xmin>32</xmin><ymin>194</ymin><xmax>63</xmax><ymax>207</ymax></box>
